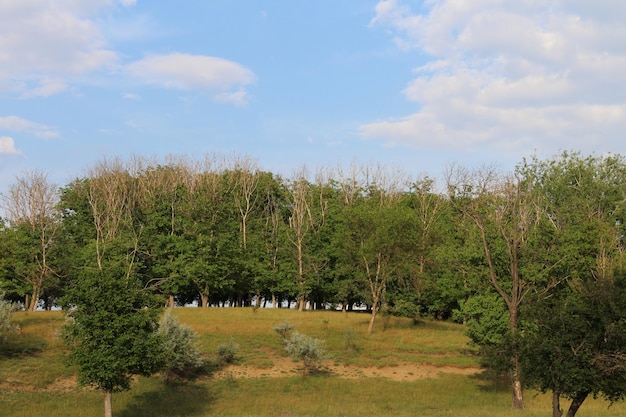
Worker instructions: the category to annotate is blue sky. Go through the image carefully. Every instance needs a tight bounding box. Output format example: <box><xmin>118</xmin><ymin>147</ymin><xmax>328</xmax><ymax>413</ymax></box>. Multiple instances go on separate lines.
<box><xmin>2</xmin><ymin>0</ymin><xmax>626</xmax><ymax>193</ymax></box>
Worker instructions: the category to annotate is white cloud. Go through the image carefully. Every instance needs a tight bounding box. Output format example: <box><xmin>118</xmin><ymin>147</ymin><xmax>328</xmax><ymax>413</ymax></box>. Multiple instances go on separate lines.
<box><xmin>126</xmin><ymin>53</ymin><xmax>256</xmax><ymax>105</ymax></box>
<box><xmin>123</xmin><ymin>92</ymin><xmax>141</xmax><ymax>100</ymax></box>
<box><xmin>364</xmin><ymin>0</ymin><xmax>626</xmax><ymax>159</ymax></box>
<box><xmin>0</xmin><ymin>116</ymin><xmax>60</xmax><ymax>139</ymax></box>
<box><xmin>0</xmin><ymin>137</ymin><xmax>21</xmax><ymax>155</ymax></box>
<box><xmin>0</xmin><ymin>0</ymin><xmax>140</xmax><ymax>97</ymax></box>
<box><xmin>0</xmin><ymin>0</ymin><xmax>141</xmax><ymax>98</ymax></box>
<box><xmin>20</xmin><ymin>79</ymin><xmax>69</xmax><ymax>98</ymax></box>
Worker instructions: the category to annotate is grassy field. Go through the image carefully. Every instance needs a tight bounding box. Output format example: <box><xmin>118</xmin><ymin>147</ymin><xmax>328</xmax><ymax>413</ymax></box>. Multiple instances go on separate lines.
<box><xmin>1</xmin><ymin>307</ymin><xmax>626</xmax><ymax>417</ymax></box>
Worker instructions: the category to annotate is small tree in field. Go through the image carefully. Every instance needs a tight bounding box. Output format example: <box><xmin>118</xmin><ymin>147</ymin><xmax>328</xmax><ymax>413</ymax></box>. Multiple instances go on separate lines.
<box><xmin>63</xmin><ymin>266</ymin><xmax>165</xmax><ymax>417</ymax></box>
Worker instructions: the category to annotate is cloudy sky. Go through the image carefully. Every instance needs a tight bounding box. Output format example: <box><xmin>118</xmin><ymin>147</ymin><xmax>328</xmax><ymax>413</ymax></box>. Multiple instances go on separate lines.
<box><xmin>1</xmin><ymin>0</ymin><xmax>625</xmax><ymax>192</ymax></box>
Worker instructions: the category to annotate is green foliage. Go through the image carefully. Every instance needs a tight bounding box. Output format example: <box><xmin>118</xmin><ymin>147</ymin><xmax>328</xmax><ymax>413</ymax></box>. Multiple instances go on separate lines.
<box><xmin>0</xmin><ymin>293</ymin><xmax>19</xmax><ymax>343</ymax></box>
<box><xmin>272</xmin><ymin>320</ymin><xmax>295</xmax><ymax>340</ymax></box>
<box><xmin>522</xmin><ymin>271</ymin><xmax>626</xmax><ymax>414</ymax></box>
<box><xmin>62</xmin><ymin>267</ymin><xmax>166</xmax><ymax>393</ymax></box>
<box><xmin>216</xmin><ymin>337</ymin><xmax>240</xmax><ymax>366</ymax></box>
<box><xmin>284</xmin><ymin>331</ymin><xmax>329</xmax><ymax>375</ymax></box>
<box><xmin>157</xmin><ymin>309</ymin><xmax>205</xmax><ymax>381</ymax></box>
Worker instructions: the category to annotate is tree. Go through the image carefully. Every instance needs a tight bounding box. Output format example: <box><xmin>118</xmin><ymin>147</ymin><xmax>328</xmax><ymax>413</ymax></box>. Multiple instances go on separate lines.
<box><xmin>446</xmin><ymin>164</ymin><xmax>555</xmax><ymax>409</ymax></box>
<box><xmin>344</xmin><ymin>164</ymin><xmax>410</xmax><ymax>334</ymax></box>
<box><xmin>523</xmin><ymin>271</ymin><xmax>626</xmax><ymax>417</ymax></box>
<box><xmin>62</xmin><ymin>158</ymin><xmax>165</xmax><ymax>417</ymax></box>
<box><xmin>183</xmin><ymin>157</ymin><xmax>238</xmax><ymax>307</ymax></box>
<box><xmin>519</xmin><ymin>152</ymin><xmax>626</xmax><ymax>417</ymax></box>
<box><xmin>0</xmin><ymin>171</ymin><xmax>61</xmax><ymax>310</ymax></box>
<box><xmin>284</xmin><ymin>167</ymin><xmax>328</xmax><ymax>311</ymax></box>
<box><xmin>63</xmin><ymin>265</ymin><xmax>165</xmax><ymax>417</ymax></box>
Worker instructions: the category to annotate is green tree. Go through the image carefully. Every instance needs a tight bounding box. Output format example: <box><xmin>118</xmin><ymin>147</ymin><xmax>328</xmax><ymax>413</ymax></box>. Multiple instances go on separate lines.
<box><xmin>63</xmin><ymin>263</ymin><xmax>165</xmax><ymax>417</ymax></box>
<box><xmin>519</xmin><ymin>152</ymin><xmax>626</xmax><ymax>417</ymax></box>
<box><xmin>523</xmin><ymin>271</ymin><xmax>626</xmax><ymax>417</ymax></box>
<box><xmin>343</xmin><ymin>165</ymin><xmax>412</xmax><ymax>334</ymax></box>
<box><xmin>0</xmin><ymin>171</ymin><xmax>61</xmax><ymax>310</ymax></box>
<box><xmin>62</xmin><ymin>158</ymin><xmax>165</xmax><ymax>417</ymax></box>
<box><xmin>446</xmin><ymin>164</ymin><xmax>557</xmax><ymax>409</ymax></box>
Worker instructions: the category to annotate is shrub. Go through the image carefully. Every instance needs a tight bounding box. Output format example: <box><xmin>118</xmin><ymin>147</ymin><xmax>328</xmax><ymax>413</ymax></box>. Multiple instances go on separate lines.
<box><xmin>0</xmin><ymin>293</ymin><xmax>18</xmax><ymax>343</ymax></box>
<box><xmin>284</xmin><ymin>331</ymin><xmax>329</xmax><ymax>376</ymax></box>
<box><xmin>216</xmin><ymin>337</ymin><xmax>240</xmax><ymax>366</ymax></box>
<box><xmin>272</xmin><ymin>320</ymin><xmax>295</xmax><ymax>340</ymax></box>
<box><xmin>157</xmin><ymin>309</ymin><xmax>205</xmax><ymax>381</ymax></box>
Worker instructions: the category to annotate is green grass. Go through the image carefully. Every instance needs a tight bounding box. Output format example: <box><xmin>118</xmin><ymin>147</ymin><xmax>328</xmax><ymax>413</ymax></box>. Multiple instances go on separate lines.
<box><xmin>2</xmin><ymin>307</ymin><xmax>626</xmax><ymax>416</ymax></box>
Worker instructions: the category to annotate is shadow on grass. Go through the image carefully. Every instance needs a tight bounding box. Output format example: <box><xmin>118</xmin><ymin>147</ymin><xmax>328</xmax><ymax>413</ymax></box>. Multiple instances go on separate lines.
<box><xmin>0</xmin><ymin>335</ymin><xmax>47</xmax><ymax>358</ymax></box>
<box><xmin>118</xmin><ymin>382</ymin><xmax>213</xmax><ymax>417</ymax></box>
<box><xmin>470</xmin><ymin>370</ymin><xmax>512</xmax><ymax>393</ymax></box>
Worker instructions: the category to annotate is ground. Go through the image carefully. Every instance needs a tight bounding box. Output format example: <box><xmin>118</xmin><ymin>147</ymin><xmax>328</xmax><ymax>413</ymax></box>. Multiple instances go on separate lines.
<box><xmin>214</xmin><ymin>348</ymin><xmax>480</xmax><ymax>381</ymax></box>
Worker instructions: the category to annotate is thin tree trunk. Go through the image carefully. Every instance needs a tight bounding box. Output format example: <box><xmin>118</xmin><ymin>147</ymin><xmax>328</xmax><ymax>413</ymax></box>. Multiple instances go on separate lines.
<box><xmin>29</xmin><ymin>283</ymin><xmax>42</xmax><ymax>311</ymax></box>
<box><xmin>367</xmin><ymin>299</ymin><xmax>379</xmax><ymax>335</ymax></box>
<box><xmin>512</xmin><ymin>372</ymin><xmax>524</xmax><ymax>410</ymax></box>
<box><xmin>509</xmin><ymin>306</ymin><xmax>524</xmax><ymax>409</ymax></box>
<box><xmin>104</xmin><ymin>390</ymin><xmax>112</xmax><ymax>417</ymax></box>
<box><xmin>200</xmin><ymin>293</ymin><xmax>209</xmax><ymax>308</ymax></box>
<box><xmin>553</xmin><ymin>391</ymin><xmax>563</xmax><ymax>417</ymax></box>
<box><xmin>166</xmin><ymin>295</ymin><xmax>175</xmax><ymax>308</ymax></box>
<box><xmin>565</xmin><ymin>392</ymin><xmax>589</xmax><ymax>417</ymax></box>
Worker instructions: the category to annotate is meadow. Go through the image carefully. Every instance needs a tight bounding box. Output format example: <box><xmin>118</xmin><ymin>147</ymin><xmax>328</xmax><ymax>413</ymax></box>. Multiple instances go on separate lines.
<box><xmin>1</xmin><ymin>307</ymin><xmax>625</xmax><ymax>417</ymax></box>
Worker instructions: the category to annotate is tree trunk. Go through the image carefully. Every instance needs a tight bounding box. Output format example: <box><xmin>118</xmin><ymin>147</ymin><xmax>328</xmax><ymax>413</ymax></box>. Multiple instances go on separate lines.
<box><xmin>508</xmin><ymin>306</ymin><xmax>524</xmax><ymax>409</ymax></box>
<box><xmin>565</xmin><ymin>392</ymin><xmax>589</xmax><ymax>417</ymax></box>
<box><xmin>552</xmin><ymin>391</ymin><xmax>563</xmax><ymax>417</ymax></box>
<box><xmin>511</xmin><ymin>357</ymin><xmax>524</xmax><ymax>409</ymax></box>
<box><xmin>29</xmin><ymin>285</ymin><xmax>41</xmax><ymax>311</ymax></box>
<box><xmin>200</xmin><ymin>293</ymin><xmax>209</xmax><ymax>308</ymax></box>
<box><xmin>367</xmin><ymin>301</ymin><xmax>379</xmax><ymax>335</ymax></box>
<box><xmin>166</xmin><ymin>295</ymin><xmax>175</xmax><ymax>308</ymax></box>
<box><xmin>104</xmin><ymin>390</ymin><xmax>112</xmax><ymax>417</ymax></box>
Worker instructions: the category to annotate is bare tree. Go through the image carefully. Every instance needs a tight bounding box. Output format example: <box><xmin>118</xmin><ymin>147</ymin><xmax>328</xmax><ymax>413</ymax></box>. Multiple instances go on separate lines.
<box><xmin>285</xmin><ymin>166</ymin><xmax>328</xmax><ymax>311</ymax></box>
<box><xmin>446</xmin><ymin>164</ymin><xmax>543</xmax><ymax>409</ymax></box>
<box><xmin>361</xmin><ymin>164</ymin><xmax>407</xmax><ymax>335</ymax></box>
<box><xmin>230</xmin><ymin>155</ymin><xmax>260</xmax><ymax>250</ymax></box>
<box><xmin>1</xmin><ymin>170</ymin><xmax>60</xmax><ymax>310</ymax></box>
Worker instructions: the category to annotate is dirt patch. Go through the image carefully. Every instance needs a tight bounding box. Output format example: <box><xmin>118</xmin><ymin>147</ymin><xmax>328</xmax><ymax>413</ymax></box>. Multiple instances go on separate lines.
<box><xmin>0</xmin><ymin>375</ymin><xmax>80</xmax><ymax>393</ymax></box>
<box><xmin>214</xmin><ymin>352</ymin><xmax>481</xmax><ymax>381</ymax></box>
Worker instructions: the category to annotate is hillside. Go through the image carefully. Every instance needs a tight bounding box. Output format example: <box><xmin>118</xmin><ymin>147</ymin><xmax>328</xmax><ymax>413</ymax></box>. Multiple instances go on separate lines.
<box><xmin>1</xmin><ymin>308</ymin><xmax>626</xmax><ymax>417</ymax></box>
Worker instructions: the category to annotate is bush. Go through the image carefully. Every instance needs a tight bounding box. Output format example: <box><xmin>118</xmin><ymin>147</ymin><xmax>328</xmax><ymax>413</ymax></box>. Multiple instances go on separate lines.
<box><xmin>216</xmin><ymin>337</ymin><xmax>240</xmax><ymax>366</ymax></box>
<box><xmin>157</xmin><ymin>309</ymin><xmax>205</xmax><ymax>381</ymax></box>
<box><xmin>284</xmin><ymin>331</ymin><xmax>329</xmax><ymax>376</ymax></box>
<box><xmin>272</xmin><ymin>320</ymin><xmax>295</xmax><ymax>340</ymax></box>
<box><xmin>0</xmin><ymin>293</ymin><xmax>18</xmax><ymax>343</ymax></box>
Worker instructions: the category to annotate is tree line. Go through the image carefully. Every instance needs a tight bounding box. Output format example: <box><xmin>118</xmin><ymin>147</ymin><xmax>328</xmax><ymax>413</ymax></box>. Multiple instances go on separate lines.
<box><xmin>2</xmin><ymin>151</ymin><xmax>626</xmax><ymax>416</ymax></box>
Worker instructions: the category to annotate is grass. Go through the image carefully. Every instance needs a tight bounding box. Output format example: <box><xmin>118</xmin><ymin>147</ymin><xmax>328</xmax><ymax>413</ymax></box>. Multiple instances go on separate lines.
<box><xmin>2</xmin><ymin>307</ymin><xmax>626</xmax><ymax>416</ymax></box>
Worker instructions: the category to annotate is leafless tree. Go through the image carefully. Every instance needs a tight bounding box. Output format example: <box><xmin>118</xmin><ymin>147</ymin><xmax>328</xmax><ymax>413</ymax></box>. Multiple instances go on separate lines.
<box><xmin>1</xmin><ymin>170</ymin><xmax>60</xmax><ymax>310</ymax></box>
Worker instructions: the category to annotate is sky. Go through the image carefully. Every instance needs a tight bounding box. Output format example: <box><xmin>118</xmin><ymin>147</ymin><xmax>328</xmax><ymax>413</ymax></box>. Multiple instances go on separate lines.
<box><xmin>1</xmin><ymin>0</ymin><xmax>626</xmax><ymax>194</ymax></box>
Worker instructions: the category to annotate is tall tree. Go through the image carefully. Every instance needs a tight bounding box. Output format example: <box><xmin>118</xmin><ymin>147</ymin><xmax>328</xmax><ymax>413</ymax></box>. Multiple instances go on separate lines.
<box><xmin>284</xmin><ymin>167</ymin><xmax>328</xmax><ymax>311</ymax></box>
<box><xmin>62</xmin><ymin>158</ymin><xmax>164</xmax><ymax>417</ymax></box>
<box><xmin>0</xmin><ymin>171</ymin><xmax>61</xmax><ymax>310</ymax></box>
<box><xmin>519</xmin><ymin>152</ymin><xmax>626</xmax><ymax>417</ymax></box>
<box><xmin>345</xmin><ymin>164</ymin><xmax>410</xmax><ymax>334</ymax></box>
<box><xmin>446</xmin><ymin>164</ymin><xmax>552</xmax><ymax>409</ymax></box>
